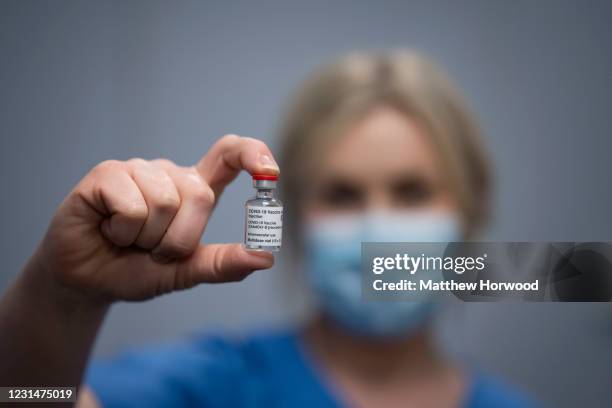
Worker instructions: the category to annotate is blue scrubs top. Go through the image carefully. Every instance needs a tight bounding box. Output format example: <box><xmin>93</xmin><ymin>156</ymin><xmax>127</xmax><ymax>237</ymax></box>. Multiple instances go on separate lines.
<box><xmin>86</xmin><ymin>329</ymin><xmax>537</xmax><ymax>408</ymax></box>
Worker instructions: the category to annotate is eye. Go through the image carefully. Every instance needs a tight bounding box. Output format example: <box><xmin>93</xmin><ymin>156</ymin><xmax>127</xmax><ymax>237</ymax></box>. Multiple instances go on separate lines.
<box><xmin>391</xmin><ymin>176</ymin><xmax>434</xmax><ymax>207</ymax></box>
<box><xmin>316</xmin><ymin>180</ymin><xmax>364</xmax><ymax>210</ymax></box>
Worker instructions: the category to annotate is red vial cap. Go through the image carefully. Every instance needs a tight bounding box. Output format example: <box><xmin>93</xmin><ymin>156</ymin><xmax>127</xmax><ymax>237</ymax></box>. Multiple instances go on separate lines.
<box><xmin>252</xmin><ymin>174</ymin><xmax>278</xmax><ymax>181</ymax></box>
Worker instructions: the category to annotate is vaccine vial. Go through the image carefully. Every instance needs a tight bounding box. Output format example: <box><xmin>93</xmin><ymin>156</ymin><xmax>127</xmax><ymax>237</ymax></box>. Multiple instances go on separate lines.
<box><xmin>244</xmin><ymin>174</ymin><xmax>283</xmax><ymax>251</ymax></box>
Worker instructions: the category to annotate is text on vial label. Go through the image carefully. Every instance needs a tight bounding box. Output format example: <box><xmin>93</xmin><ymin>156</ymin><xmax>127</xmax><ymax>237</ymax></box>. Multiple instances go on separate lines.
<box><xmin>245</xmin><ymin>206</ymin><xmax>283</xmax><ymax>246</ymax></box>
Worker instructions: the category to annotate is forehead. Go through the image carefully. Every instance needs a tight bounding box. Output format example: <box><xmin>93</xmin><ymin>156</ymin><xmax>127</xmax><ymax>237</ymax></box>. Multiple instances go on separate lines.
<box><xmin>314</xmin><ymin>106</ymin><xmax>444</xmax><ymax>182</ymax></box>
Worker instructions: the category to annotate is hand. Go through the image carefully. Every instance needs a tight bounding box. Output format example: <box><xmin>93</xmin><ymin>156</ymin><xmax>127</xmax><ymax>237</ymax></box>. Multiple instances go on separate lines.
<box><xmin>32</xmin><ymin>134</ymin><xmax>279</xmax><ymax>304</ymax></box>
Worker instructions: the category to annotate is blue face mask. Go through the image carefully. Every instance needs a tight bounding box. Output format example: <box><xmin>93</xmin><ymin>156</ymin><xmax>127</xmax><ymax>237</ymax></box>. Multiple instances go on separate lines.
<box><xmin>303</xmin><ymin>211</ymin><xmax>461</xmax><ymax>338</ymax></box>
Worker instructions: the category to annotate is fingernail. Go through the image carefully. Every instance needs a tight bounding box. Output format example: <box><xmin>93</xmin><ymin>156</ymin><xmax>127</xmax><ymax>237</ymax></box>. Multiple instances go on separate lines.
<box><xmin>258</xmin><ymin>153</ymin><xmax>279</xmax><ymax>172</ymax></box>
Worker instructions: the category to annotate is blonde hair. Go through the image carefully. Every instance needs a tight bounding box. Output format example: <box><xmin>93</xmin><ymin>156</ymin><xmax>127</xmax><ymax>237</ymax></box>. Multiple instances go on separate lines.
<box><xmin>278</xmin><ymin>50</ymin><xmax>492</xmax><ymax>249</ymax></box>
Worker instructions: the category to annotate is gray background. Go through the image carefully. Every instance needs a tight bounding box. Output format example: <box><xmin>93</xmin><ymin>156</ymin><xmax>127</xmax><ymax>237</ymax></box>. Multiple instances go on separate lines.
<box><xmin>1</xmin><ymin>1</ymin><xmax>611</xmax><ymax>406</ymax></box>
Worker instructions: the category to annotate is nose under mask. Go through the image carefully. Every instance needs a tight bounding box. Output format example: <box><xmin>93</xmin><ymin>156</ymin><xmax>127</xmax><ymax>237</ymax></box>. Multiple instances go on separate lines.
<box><xmin>303</xmin><ymin>211</ymin><xmax>461</xmax><ymax>338</ymax></box>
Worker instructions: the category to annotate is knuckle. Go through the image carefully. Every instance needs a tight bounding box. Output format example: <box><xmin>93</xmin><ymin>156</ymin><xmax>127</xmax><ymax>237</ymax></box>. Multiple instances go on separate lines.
<box><xmin>215</xmin><ymin>246</ymin><xmax>248</xmax><ymax>282</ymax></box>
<box><xmin>93</xmin><ymin>159</ymin><xmax>123</xmax><ymax>175</ymax></box>
<box><xmin>191</xmin><ymin>183</ymin><xmax>215</xmax><ymax>208</ymax></box>
<box><xmin>211</xmin><ymin>247</ymin><xmax>226</xmax><ymax>281</ymax></box>
<box><xmin>156</xmin><ymin>191</ymin><xmax>181</xmax><ymax>214</ymax></box>
<box><xmin>254</xmin><ymin>139</ymin><xmax>268</xmax><ymax>150</ymax></box>
<box><xmin>243</xmin><ymin>136</ymin><xmax>267</xmax><ymax>151</ymax></box>
<box><xmin>220</xmin><ymin>133</ymin><xmax>241</xmax><ymax>145</ymax></box>
<box><xmin>127</xmin><ymin>157</ymin><xmax>148</xmax><ymax>166</ymax></box>
<box><xmin>122</xmin><ymin>200</ymin><xmax>148</xmax><ymax>221</ymax></box>
<box><xmin>184</xmin><ymin>170</ymin><xmax>215</xmax><ymax>207</ymax></box>
<box><xmin>152</xmin><ymin>158</ymin><xmax>176</xmax><ymax>170</ymax></box>
<box><xmin>147</xmin><ymin>166</ymin><xmax>173</xmax><ymax>185</ymax></box>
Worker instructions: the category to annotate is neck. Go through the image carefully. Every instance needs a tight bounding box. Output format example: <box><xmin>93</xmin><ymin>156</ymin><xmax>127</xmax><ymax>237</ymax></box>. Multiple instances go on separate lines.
<box><xmin>301</xmin><ymin>314</ymin><xmax>443</xmax><ymax>381</ymax></box>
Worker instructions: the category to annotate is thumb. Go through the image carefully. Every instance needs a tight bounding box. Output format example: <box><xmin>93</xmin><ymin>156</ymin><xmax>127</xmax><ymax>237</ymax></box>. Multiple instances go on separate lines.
<box><xmin>174</xmin><ymin>243</ymin><xmax>275</xmax><ymax>287</ymax></box>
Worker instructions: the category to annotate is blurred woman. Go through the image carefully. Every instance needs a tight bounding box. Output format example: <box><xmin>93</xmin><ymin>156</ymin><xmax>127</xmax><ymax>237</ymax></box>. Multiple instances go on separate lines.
<box><xmin>0</xmin><ymin>51</ymin><xmax>536</xmax><ymax>407</ymax></box>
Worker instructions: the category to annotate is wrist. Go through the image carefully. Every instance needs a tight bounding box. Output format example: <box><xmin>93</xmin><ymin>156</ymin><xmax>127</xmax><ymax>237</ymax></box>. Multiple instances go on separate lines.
<box><xmin>19</xmin><ymin>247</ymin><xmax>111</xmax><ymax>317</ymax></box>
<box><xmin>0</xmin><ymin>247</ymin><xmax>109</xmax><ymax>388</ymax></box>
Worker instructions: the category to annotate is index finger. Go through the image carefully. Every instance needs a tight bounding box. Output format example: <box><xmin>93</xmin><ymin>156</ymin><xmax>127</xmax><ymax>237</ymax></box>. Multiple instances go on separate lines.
<box><xmin>195</xmin><ymin>134</ymin><xmax>280</xmax><ymax>198</ymax></box>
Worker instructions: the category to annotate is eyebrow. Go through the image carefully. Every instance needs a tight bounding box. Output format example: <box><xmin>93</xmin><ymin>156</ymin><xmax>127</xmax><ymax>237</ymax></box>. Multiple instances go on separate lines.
<box><xmin>389</xmin><ymin>171</ymin><xmax>439</xmax><ymax>186</ymax></box>
<box><xmin>314</xmin><ymin>176</ymin><xmax>364</xmax><ymax>189</ymax></box>
<box><xmin>312</xmin><ymin>169</ymin><xmax>440</xmax><ymax>190</ymax></box>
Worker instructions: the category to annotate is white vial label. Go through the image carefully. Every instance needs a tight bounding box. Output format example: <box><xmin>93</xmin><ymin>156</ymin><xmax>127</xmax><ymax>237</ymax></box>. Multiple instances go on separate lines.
<box><xmin>246</xmin><ymin>206</ymin><xmax>283</xmax><ymax>247</ymax></box>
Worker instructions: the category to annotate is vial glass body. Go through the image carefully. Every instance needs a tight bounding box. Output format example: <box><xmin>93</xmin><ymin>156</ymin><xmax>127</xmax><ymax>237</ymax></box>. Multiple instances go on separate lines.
<box><xmin>244</xmin><ymin>188</ymin><xmax>283</xmax><ymax>251</ymax></box>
